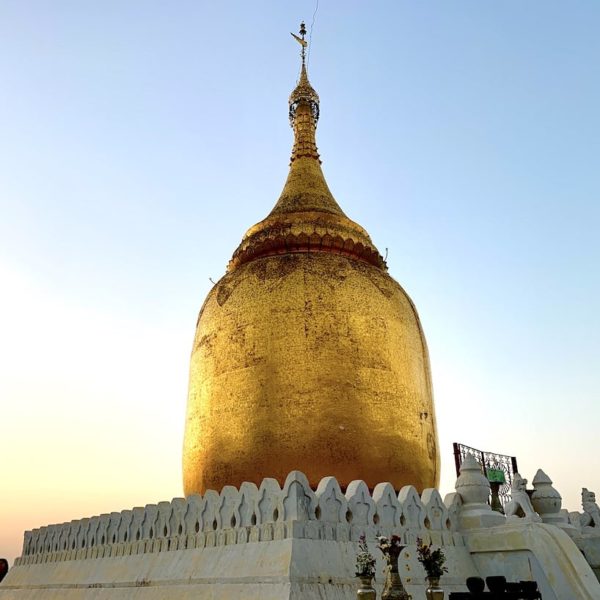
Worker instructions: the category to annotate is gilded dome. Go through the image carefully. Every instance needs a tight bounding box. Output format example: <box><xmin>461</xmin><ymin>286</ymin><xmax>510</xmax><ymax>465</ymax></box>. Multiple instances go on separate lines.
<box><xmin>183</xmin><ymin>36</ymin><xmax>439</xmax><ymax>494</ymax></box>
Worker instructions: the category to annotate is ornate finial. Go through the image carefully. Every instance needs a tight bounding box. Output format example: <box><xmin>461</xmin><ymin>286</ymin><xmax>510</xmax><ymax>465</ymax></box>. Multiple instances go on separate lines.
<box><xmin>290</xmin><ymin>21</ymin><xmax>308</xmax><ymax>66</ymax></box>
<box><xmin>288</xmin><ymin>21</ymin><xmax>319</xmax><ymax>129</ymax></box>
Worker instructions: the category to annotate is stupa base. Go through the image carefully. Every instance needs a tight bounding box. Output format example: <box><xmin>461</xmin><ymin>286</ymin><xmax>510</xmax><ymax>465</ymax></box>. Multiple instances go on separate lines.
<box><xmin>2</xmin><ymin>471</ymin><xmax>600</xmax><ymax>599</ymax></box>
<box><xmin>0</xmin><ymin>538</ymin><xmax>358</xmax><ymax>600</ymax></box>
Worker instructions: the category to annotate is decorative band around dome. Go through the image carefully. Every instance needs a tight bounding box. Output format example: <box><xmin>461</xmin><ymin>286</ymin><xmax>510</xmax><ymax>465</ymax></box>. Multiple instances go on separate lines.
<box><xmin>228</xmin><ymin>228</ymin><xmax>386</xmax><ymax>271</ymax></box>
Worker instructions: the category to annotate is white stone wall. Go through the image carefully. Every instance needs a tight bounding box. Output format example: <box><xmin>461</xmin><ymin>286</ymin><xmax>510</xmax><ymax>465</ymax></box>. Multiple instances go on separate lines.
<box><xmin>2</xmin><ymin>471</ymin><xmax>480</xmax><ymax>599</ymax></box>
<box><xmin>3</xmin><ymin>469</ymin><xmax>600</xmax><ymax>600</ymax></box>
<box><xmin>15</xmin><ymin>471</ymin><xmax>462</xmax><ymax>567</ymax></box>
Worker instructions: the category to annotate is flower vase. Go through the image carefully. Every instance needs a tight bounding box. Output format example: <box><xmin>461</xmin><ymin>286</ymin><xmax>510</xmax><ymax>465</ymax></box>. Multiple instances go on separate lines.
<box><xmin>382</xmin><ymin>557</ymin><xmax>410</xmax><ymax>600</ymax></box>
<box><xmin>425</xmin><ymin>576</ymin><xmax>444</xmax><ymax>600</ymax></box>
<box><xmin>356</xmin><ymin>576</ymin><xmax>376</xmax><ymax>600</ymax></box>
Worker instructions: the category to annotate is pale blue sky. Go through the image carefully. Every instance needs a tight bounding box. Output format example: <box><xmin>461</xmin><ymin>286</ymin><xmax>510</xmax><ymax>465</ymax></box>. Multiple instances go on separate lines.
<box><xmin>1</xmin><ymin>2</ymin><xmax>599</xmax><ymax>564</ymax></box>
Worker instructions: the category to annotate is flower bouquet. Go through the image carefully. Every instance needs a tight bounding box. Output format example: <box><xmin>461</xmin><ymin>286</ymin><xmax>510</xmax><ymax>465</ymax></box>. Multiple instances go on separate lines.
<box><xmin>355</xmin><ymin>534</ymin><xmax>376</xmax><ymax>579</ymax></box>
<box><xmin>415</xmin><ymin>537</ymin><xmax>448</xmax><ymax>579</ymax></box>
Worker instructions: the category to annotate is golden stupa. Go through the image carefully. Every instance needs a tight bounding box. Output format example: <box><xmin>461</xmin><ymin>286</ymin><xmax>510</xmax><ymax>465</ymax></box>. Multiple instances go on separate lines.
<box><xmin>183</xmin><ymin>25</ymin><xmax>439</xmax><ymax>495</ymax></box>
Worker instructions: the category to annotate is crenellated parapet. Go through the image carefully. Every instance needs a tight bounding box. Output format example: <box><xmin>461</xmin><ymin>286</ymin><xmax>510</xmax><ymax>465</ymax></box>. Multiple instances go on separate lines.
<box><xmin>6</xmin><ymin>467</ymin><xmax>600</xmax><ymax>600</ymax></box>
<box><xmin>15</xmin><ymin>471</ymin><xmax>462</xmax><ymax>566</ymax></box>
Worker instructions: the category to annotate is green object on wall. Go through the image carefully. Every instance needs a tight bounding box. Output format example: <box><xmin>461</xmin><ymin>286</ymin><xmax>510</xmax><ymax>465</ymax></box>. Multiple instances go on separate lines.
<box><xmin>487</xmin><ymin>468</ymin><xmax>506</xmax><ymax>483</ymax></box>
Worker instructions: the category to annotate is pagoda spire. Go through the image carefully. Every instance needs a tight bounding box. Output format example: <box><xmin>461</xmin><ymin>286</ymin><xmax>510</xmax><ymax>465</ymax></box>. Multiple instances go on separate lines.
<box><xmin>288</xmin><ymin>21</ymin><xmax>321</xmax><ymax>163</ymax></box>
<box><xmin>227</xmin><ymin>24</ymin><xmax>386</xmax><ymax>272</ymax></box>
<box><xmin>264</xmin><ymin>21</ymin><xmax>341</xmax><ymax>217</ymax></box>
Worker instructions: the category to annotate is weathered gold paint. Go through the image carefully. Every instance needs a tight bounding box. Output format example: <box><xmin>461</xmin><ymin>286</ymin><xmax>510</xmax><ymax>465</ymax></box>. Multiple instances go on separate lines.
<box><xmin>183</xmin><ymin>57</ymin><xmax>439</xmax><ymax>495</ymax></box>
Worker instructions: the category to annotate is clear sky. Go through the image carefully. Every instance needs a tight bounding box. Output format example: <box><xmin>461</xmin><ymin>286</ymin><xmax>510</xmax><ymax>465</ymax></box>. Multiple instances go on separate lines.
<box><xmin>1</xmin><ymin>1</ymin><xmax>599</xmax><ymax>566</ymax></box>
